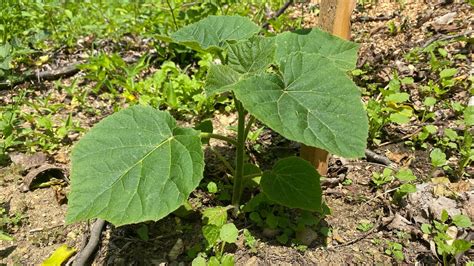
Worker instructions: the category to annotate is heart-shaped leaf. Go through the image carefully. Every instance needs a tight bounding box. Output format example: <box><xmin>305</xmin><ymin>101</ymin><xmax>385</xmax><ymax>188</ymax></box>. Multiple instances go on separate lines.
<box><xmin>164</xmin><ymin>15</ymin><xmax>260</xmax><ymax>53</ymax></box>
<box><xmin>219</xmin><ymin>223</ymin><xmax>239</xmax><ymax>243</ymax></box>
<box><xmin>233</xmin><ymin>52</ymin><xmax>368</xmax><ymax>158</ymax></box>
<box><xmin>275</xmin><ymin>29</ymin><xmax>358</xmax><ymax>71</ymax></box>
<box><xmin>66</xmin><ymin>105</ymin><xmax>204</xmax><ymax>226</ymax></box>
<box><xmin>226</xmin><ymin>36</ymin><xmax>275</xmax><ymax>74</ymax></box>
<box><xmin>261</xmin><ymin>157</ymin><xmax>322</xmax><ymax>211</ymax></box>
<box><xmin>205</xmin><ymin>64</ymin><xmax>241</xmax><ymax>95</ymax></box>
<box><xmin>205</xmin><ymin>36</ymin><xmax>275</xmax><ymax>95</ymax></box>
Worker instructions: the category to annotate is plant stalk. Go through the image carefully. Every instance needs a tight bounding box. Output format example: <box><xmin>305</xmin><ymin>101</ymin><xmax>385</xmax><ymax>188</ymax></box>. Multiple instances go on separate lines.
<box><xmin>165</xmin><ymin>0</ymin><xmax>178</xmax><ymax>31</ymax></box>
<box><xmin>232</xmin><ymin>99</ymin><xmax>246</xmax><ymax>208</ymax></box>
<box><xmin>242</xmin><ymin>172</ymin><xmax>262</xmax><ymax>180</ymax></box>
<box><xmin>200</xmin><ymin>132</ymin><xmax>238</xmax><ymax>146</ymax></box>
<box><xmin>243</xmin><ymin>115</ymin><xmax>256</xmax><ymax>141</ymax></box>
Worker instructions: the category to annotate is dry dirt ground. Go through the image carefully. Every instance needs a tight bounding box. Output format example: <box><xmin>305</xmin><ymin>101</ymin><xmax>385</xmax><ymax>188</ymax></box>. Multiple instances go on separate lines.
<box><xmin>1</xmin><ymin>0</ymin><xmax>473</xmax><ymax>265</ymax></box>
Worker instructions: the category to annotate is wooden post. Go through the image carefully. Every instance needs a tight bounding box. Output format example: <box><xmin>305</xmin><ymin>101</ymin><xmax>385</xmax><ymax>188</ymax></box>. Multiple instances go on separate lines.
<box><xmin>300</xmin><ymin>0</ymin><xmax>356</xmax><ymax>175</ymax></box>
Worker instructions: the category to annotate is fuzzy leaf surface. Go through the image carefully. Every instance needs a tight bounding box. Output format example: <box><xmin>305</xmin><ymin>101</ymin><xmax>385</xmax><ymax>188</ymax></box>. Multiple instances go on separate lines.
<box><xmin>261</xmin><ymin>157</ymin><xmax>322</xmax><ymax>211</ymax></box>
<box><xmin>66</xmin><ymin>106</ymin><xmax>204</xmax><ymax>226</ymax></box>
<box><xmin>226</xmin><ymin>36</ymin><xmax>275</xmax><ymax>74</ymax></box>
<box><xmin>205</xmin><ymin>36</ymin><xmax>275</xmax><ymax>95</ymax></box>
<box><xmin>275</xmin><ymin>29</ymin><xmax>358</xmax><ymax>71</ymax></box>
<box><xmin>205</xmin><ymin>64</ymin><xmax>240</xmax><ymax>95</ymax></box>
<box><xmin>233</xmin><ymin>52</ymin><xmax>368</xmax><ymax>158</ymax></box>
<box><xmin>168</xmin><ymin>15</ymin><xmax>260</xmax><ymax>52</ymax></box>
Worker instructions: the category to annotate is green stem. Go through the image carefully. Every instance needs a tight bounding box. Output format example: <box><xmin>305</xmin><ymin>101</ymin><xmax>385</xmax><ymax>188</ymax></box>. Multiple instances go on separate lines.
<box><xmin>165</xmin><ymin>0</ymin><xmax>178</xmax><ymax>31</ymax></box>
<box><xmin>216</xmin><ymin>51</ymin><xmax>226</xmax><ymax>64</ymax></box>
<box><xmin>219</xmin><ymin>241</ymin><xmax>226</xmax><ymax>259</ymax></box>
<box><xmin>232</xmin><ymin>100</ymin><xmax>246</xmax><ymax>208</ymax></box>
<box><xmin>242</xmin><ymin>172</ymin><xmax>262</xmax><ymax>180</ymax></box>
<box><xmin>200</xmin><ymin>132</ymin><xmax>237</xmax><ymax>146</ymax></box>
<box><xmin>243</xmin><ymin>115</ymin><xmax>256</xmax><ymax>141</ymax></box>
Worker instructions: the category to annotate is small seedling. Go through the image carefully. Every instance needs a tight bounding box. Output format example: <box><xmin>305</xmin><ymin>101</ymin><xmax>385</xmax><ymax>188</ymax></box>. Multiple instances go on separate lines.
<box><xmin>356</xmin><ymin>220</ymin><xmax>373</xmax><ymax>232</ymax></box>
<box><xmin>371</xmin><ymin>168</ymin><xmax>394</xmax><ymax>187</ymax></box>
<box><xmin>342</xmin><ymin>178</ymin><xmax>353</xmax><ymax>186</ymax></box>
<box><xmin>372</xmin><ymin>168</ymin><xmax>417</xmax><ymax>202</ymax></box>
<box><xmin>0</xmin><ymin>206</ymin><xmax>24</xmax><ymax>240</ymax></box>
<box><xmin>198</xmin><ymin>206</ymin><xmax>237</xmax><ymax>265</ymax></box>
<box><xmin>385</xmin><ymin>241</ymin><xmax>404</xmax><ymax>261</ymax></box>
<box><xmin>421</xmin><ymin>210</ymin><xmax>473</xmax><ymax>265</ymax></box>
<box><xmin>207</xmin><ymin>182</ymin><xmax>218</xmax><ymax>194</ymax></box>
<box><xmin>430</xmin><ymin>148</ymin><xmax>448</xmax><ymax>169</ymax></box>
<box><xmin>243</xmin><ymin>229</ymin><xmax>257</xmax><ymax>252</ymax></box>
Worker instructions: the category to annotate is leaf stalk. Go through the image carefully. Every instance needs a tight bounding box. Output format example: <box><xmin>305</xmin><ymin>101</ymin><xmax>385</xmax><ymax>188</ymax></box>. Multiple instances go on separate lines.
<box><xmin>232</xmin><ymin>99</ymin><xmax>247</xmax><ymax>208</ymax></box>
<box><xmin>200</xmin><ymin>132</ymin><xmax>238</xmax><ymax>146</ymax></box>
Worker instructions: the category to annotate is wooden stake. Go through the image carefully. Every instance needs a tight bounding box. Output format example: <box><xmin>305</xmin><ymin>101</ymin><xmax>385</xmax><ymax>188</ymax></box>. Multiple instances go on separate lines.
<box><xmin>300</xmin><ymin>0</ymin><xmax>356</xmax><ymax>176</ymax></box>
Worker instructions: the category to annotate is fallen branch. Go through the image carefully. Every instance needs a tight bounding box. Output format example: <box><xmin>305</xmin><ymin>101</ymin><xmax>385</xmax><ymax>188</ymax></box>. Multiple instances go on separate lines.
<box><xmin>321</xmin><ymin>174</ymin><xmax>346</xmax><ymax>188</ymax></box>
<box><xmin>0</xmin><ymin>64</ymin><xmax>80</xmax><ymax>90</ymax></box>
<box><xmin>331</xmin><ymin>215</ymin><xmax>385</xmax><ymax>248</ymax></box>
<box><xmin>262</xmin><ymin>0</ymin><xmax>293</xmax><ymax>29</ymax></box>
<box><xmin>422</xmin><ymin>29</ymin><xmax>474</xmax><ymax>48</ymax></box>
<box><xmin>0</xmin><ymin>54</ymin><xmax>154</xmax><ymax>90</ymax></box>
<box><xmin>72</xmin><ymin>219</ymin><xmax>106</xmax><ymax>266</ymax></box>
<box><xmin>365</xmin><ymin>149</ymin><xmax>393</xmax><ymax>166</ymax></box>
<box><xmin>352</xmin><ymin>14</ymin><xmax>396</xmax><ymax>23</ymax></box>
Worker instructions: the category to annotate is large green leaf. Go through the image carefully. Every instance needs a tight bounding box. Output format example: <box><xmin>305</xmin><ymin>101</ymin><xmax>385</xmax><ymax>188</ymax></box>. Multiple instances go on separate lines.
<box><xmin>226</xmin><ymin>36</ymin><xmax>275</xmax><ymax>74</ymax></box>
<box><xmin>166</xmin><ymin>15</ymin><xmax>260</xmax><ymax>52</ymax></box>
<box><xmin>66</xmin><ymin>106</ymin><xmax>204</xmax><ymax>226</ymax></box>
<box><xmin>205</xmin><ymin>36</ymin><xmax>275</xmax><ymax>95</ymax></box>
<box><xmin>275</xmin><ymin>29</ymin><xmax>359</xmax><ymax>71</ymax></box>
<box><xmin>205</xmin><ymin>64</ymin><xmax>240</xmax><ymax>95</ymax></box>
<box><xmin>261</xmin><ymin>157</ymin><xmax>322</xmax><ymax>211</ymax></box>
<box><xmin>233</xmin><ymin>52</ymin><xmax>368</xmax><ymax>158</ymax></box>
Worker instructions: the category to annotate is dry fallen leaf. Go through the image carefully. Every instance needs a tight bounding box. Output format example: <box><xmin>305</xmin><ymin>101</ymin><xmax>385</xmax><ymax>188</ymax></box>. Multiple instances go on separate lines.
<box><xmin>431</xmin><ymin>177</ymin><xmax>453</xmax><ymax>197</ymax></box>
<box><xmin>385</xmin><ymin>150</ymin><xmax>413</xmax><ymax>166</ymax></box>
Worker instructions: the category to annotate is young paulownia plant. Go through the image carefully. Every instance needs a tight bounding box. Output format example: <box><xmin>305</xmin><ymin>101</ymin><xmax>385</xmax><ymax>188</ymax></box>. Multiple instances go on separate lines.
<box><xmin>66</xmin><ymin>15</ymin><xmax>368</xmax><ymax>226</ymax></box>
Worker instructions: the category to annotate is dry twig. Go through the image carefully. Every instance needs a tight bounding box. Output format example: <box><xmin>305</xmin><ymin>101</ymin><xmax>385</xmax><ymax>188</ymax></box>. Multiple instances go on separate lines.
<box><xmin>262</xmin><ymin>0</ymin><xmax>294</xmax><ymax>29</ymax></box>
<box><xmin>72</xmin><ymin>219</ymin><xmax>106</xmax><ymax>266</ymax></box>
<box><xmin>365</xmin><ymin>149</ymin><xmax>393</xmax><ymax>166</ymax></box>
<box><xmin>422</xmin><ymin>29</ymin><xmax>474</xmax><ymax>48</ymax></box>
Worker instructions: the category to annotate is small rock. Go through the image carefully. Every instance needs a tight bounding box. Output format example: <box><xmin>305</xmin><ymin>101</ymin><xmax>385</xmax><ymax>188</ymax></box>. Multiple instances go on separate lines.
<box><xmin>244</xmin><ymin>256</ymin><xmax>260</xmax><ymax>266</ymax></box>
<box><xmin>433</xmin><ymin>12</ymin><xmax>456</xmax><ymax>25</ymax></box>
<box><xmin>387</xmin><ymin>213</ymin><xmax>412</xmax><ymax>231</ymax></box>
<box><xmin>428</xmin><ymin>196</ymin><xmax>461</xmax><ymax>220</ymax></box>
<box><xmin>262</xmin><ymin>228</ymin><xmax>279</xmax><ymax>238</ymax></box>
<box><xmin>9</xmin><ymin>152</ymin><xmax>47</xmax><ymax>170</ymax></box>
<box><xmin>66</xmin><ymin>231</ymin><xmax>77</xmax><ymax>240</ymax></box>
<box><xmin>168</xmin><ymin>238</ymin><xmax>184</xmax><ymax>261</ymax></box>
<box><xmin>295</xmin><ymin>227</ymin><xmax>318</xmax><ymax>246</ymax></box>
<box><xmin>331</xmin><ymin>229</ymin><xmax>345</xmax><ymax>244</ymax></box>
<box><xmin>462</xmin><ymin>192</ymin><xmax>474</xmax><ymax>221</ymax></box>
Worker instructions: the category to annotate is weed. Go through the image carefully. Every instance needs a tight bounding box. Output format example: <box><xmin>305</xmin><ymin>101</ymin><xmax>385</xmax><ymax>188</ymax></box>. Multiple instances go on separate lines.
<box><xmin>243</xmin><ymin>229</ymin><xmax>257</xmax><ymax>252</ymax></box>
<box><xmin>385</xmin><ymin>241</ymin><xmax>404</xmax><ymax>261</ymax></box>
<box><xmin>356</xmin><ymin>220</ymin><xmax>373</xmax><ymax>232</ymax></box>
<box><xmin>371</xmin><ymin>168</ymin><xmax>417</xmax><ymax>202</ymax></box>
<box><xmin>197</xmin><ymin>206</ymin><xmax>238</xmax><ymax>265</ymax></box>
<box><xmin>0</xmin><ymin>205</ymin><xmax>25</xmax><ymax>241</ymax></box>
<box><xmin>421</xmin><ymin>210</ymin><xmax>473</xmax><ymax>265</ymax></box>
<box><xmin>366</xmin><ymin>73</ymin><xmax>414</xmax><ymax>144</ymax></box>
<box><xmin>371</xmin><ymin>168</ymin><xmax>394</xmax><ymax>187</ymax></box>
